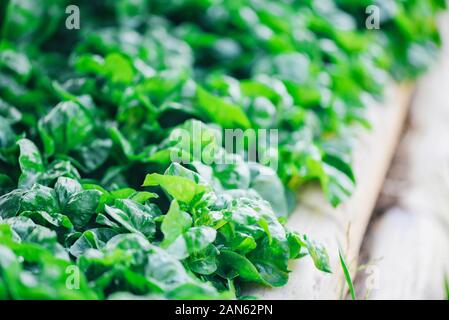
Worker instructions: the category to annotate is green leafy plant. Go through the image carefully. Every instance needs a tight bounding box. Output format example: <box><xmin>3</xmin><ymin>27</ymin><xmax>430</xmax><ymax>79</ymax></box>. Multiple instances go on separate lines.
<box><xmin>0</xmin><ymin>0</ymin><xmax>444</xmax><ymax>299</ymax></box>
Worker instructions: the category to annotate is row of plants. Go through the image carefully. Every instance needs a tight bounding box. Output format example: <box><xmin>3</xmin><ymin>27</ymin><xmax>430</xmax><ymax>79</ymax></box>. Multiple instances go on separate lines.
<box><xmin>0</xmin><ymin>0</ymin><xmax>445</xmax><ymax>299</ymax></box>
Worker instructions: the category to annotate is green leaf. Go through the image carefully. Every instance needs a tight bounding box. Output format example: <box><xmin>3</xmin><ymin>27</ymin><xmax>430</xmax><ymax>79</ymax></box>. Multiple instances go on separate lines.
<box><xmin>38</xmin><ymin>101</ymin><xmax>94</xmax><ymax>157</ymax></box>
<box><xmin>322</xmin><ymin>164</ymin><xmax>355</xmax><ymax>208</ymax></box>
<box><xmin>445</xmin><ymin>274</ymin><xmax>449</xmax><ymax>300</ymax></box>
<box><xmin>161</xmin><ymin>200</ymin><xmax>192</xmax><ymax>247</ymax></box>
<box><xmin>188</xmin><ymin>245</ymin><xmax>219</xmax><ymax>275</ymax></box>
<box><xmin>249</xmin><ymin>162</ymin><xmax>289</xmax><ymax>218</ymax></box>
<box><xmin>64</xmin><ymin>189</ymin><xmax>101</xmax><ymax>229</ymax></box>
<box><xmin>0</xmin><ymin>189</ymin><xmax>24</xmax><ymax>218</ymax></box>
<box><xmin>54</xmin><ymin>177</ymin><xmax>82</xmax><ymax>208</ymax></box>
<box><xmin>104</xmin><ymin>53</ymin><xmax>135</xmax><ymax>84</ymax></box>
<box><xmin>217</xmin><ymin>250</ymin><xmax>265</xmax><ymax>284</ymax></box>
<box><xmin>20</xmin><ymin>184</ymin><xmax>60</xmax><ymax>214</ymax></box>
<box><xmin>142</xmin><ymin>172</ymin><xmax>206</xmax><ymax>205</ymax></box>
<box><xmin>69</xmin><ymin>228</ymin><xmax>118</xmax><ymax>258</ymax></box>
<box><xmin>76</xmin><ymin>53</ymin><xmax>135</xmax><ymax>84</ymax></box>
<box><xmin>166</xmin><ymin>226</ymin><xmax>216</xmax><ymax>259</ymax></box>
<box><xmin>339</xmin><ymin>249</ymin><xmax>356</xmax><ymax>300</ymax></box>
<box><xmin>103</xmin><ymin>199</ymin><xmax>157</xmax><ymax>239</ymax></box>
<box><xmin>302</xmin><ymin>235</ymin><xmax>331</xmax><ymax>273</ymax></box>
<box><xmin>0</xmin><ymin>48</ymin><xmax>32</xmax><ymax>82</ymax></box>
<box><xmin>196</xmin><ymin>86</ymin><xmax>251</xmax><ymax>129</ymax></box>
<box><xmin>0</xmin><ymin>115</ymin><xmax>16</xmax><ymax>150</ymax></box>
<box><xmin>20</xmin><ymin>210</ymin><xmax>73</xmax><ymax>231</ymax></box>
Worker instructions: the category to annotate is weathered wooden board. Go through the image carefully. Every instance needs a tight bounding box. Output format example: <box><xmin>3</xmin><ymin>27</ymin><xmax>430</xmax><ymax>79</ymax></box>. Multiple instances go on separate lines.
<box><xmin>247</xmin><ymin>83</ymin><xmax>414</xmax><ymax>299</ymax></box>
<box><xmin>355</xmin><ymin>208</ymin><xmax>449</xmax><ymax>300</ymax></box>
<box><xmin>355</xmin><ymin>15</ymin><xmax>449</xmax><ymax>300</ymax></box>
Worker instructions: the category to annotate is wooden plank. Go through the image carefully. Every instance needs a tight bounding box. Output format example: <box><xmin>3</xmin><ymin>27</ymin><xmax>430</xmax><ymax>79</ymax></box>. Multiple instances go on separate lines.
<box><xmin>247</xmin><ymin>83</ymin><xmax>414</xmax><ymax>299</ymax></box>
<box><xmin>355</xmin><ymin>209</ymin><xmax>449</xmax><ymax>299</ymax></box>
<box><xmin>355</xmin><ymin>15</ymin><xmax>449</xmax><ymax>300</ymax></box>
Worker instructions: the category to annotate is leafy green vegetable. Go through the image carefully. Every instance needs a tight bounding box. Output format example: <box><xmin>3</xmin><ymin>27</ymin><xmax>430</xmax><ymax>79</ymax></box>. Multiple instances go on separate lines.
<box><xmin>0</xmin><ymin>0</ymin><xmax>443</xmax><ymax>300</ymax></box>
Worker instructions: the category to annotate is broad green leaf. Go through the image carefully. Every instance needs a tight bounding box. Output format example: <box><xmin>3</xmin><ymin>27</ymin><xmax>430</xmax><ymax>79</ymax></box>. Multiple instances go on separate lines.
<box><xmin>54</xmin><ymin>177</ymin><xmax>82</xmax><ymax>208</ymax></box>
<box><xmin>142</xmin><ymin>172</ymin><xmax>206</xmax><ymax>205</ymax></box>
<box><xmin>64</xmin><ymin>190</ymin><xmax>101</xmax><ymax>229</ymax></box>
<box><xmin>104</xmin><ymin>199</ymin><xmax>157</xmax><ymax>239</ymax></box>
<box><xmin>196</xmin><ymin>86</ymin><xmax>251</xmax><ymax>129</ymax></box>
<box><xmin>38</xmin><ymin>101</ymin><xmax>94</xmax><ymax>156</ymax></box>
<box><xmin>160</xmin><ymin>200</ymin><xmax>192</xmax><ymax>247</ymax></box>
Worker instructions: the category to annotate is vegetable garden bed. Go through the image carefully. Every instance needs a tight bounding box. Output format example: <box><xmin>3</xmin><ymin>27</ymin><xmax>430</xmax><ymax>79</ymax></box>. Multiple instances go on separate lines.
<box><xmin>0</xmin><ymin>0</ymin><xmax>446</xmax><ymax>300</ymax></box>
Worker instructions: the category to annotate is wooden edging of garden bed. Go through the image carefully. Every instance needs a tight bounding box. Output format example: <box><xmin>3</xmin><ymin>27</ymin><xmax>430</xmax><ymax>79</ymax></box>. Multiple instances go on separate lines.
<box><xmin>355</xmin><ymin>16</ymin><xmax>449</xmax><ymax>299</ymax></box>
<box><xmin>246</xmin><ymin>84</ymin><xmax>414</xmax><ymax>299</ymax></box>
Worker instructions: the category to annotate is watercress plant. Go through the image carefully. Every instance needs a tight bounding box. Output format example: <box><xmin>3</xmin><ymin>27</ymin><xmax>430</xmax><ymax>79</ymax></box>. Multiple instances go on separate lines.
<box><xmin>0</xmin><ymin>0</ymin><xmax>444</xmax><ymax>299</ymax></box>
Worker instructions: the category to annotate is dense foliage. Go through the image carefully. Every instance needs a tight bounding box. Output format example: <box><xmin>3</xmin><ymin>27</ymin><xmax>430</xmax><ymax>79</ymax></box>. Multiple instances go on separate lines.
<box><xmin>0</xmin><ymin>0</ymin><xmax>445</xmax><ymax>299</ymax></box>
